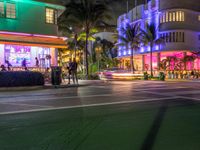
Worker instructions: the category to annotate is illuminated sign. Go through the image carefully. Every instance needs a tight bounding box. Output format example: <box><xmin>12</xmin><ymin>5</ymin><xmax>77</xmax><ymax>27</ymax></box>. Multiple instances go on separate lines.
<box><xmin>4</xmin><ymin>45</ymin><xmax>31</xmax><ymax>66</ymax></box>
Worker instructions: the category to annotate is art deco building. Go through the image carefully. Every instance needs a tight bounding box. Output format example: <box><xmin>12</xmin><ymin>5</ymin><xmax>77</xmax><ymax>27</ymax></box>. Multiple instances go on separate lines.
<box><xmin>0</xmin><ymin>0</ymin><xmax>66</xmax><ymax>69</ymax></box>
<box><xmin>117</xmin><ymin>0</ymin><xmax>200</xmax><ymax>72</ymax></box>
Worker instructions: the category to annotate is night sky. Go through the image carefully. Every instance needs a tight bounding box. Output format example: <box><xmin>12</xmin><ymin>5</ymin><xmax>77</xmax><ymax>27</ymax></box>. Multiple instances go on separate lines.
<box><xmin>47</xmin><ymin>0</ymin><xmax>146</xmax><ymax>25</ymax></box>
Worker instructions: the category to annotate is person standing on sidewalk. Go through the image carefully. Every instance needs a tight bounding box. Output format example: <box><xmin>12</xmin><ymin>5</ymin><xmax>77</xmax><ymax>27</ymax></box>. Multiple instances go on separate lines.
<box><xmin>71</xmin><ymin>58</ymin><xmax>78</xmax><ymax>85</ymax></box>
<box><xmin>67</xmin><ymin>58</ymin><xmax>72</xmax><ymax>84</ymax></box>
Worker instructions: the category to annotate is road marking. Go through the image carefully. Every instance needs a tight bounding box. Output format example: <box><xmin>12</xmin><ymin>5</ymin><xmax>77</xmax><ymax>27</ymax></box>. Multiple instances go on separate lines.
<box><xmin>0</xmin><ymin>102</ymin><xmax>53</xmax><ymax>108</ymax></box>
<box><xmin>0</xmin><ymin>97</ymin><xmax>178</xmax><ymax>115</ymax></box>
<box><xmin>0</xmin><ymin>94</ymin><xmax>113</xmax><ymax>103</ymax></box>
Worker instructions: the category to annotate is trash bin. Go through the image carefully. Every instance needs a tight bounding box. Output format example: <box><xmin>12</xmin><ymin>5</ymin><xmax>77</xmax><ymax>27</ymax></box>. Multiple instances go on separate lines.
<box><xmin>51</xmin><ymin>66</ymin><xmax>62</xmax><ymax>85</ymax></box>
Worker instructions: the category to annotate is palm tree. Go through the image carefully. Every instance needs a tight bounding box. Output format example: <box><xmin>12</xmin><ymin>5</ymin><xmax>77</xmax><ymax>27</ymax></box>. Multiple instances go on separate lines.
<box><xmin>117</xmin><ymin>23</ymin><xmax>140</xmax><ymax>73</ymax></box>
<box><xmin>140</xmin><ymin>23</ymin><xmax>165</xmax><ymax>76</ymax></box>
<box><xmin>181</xmin><ymin>55</ymin><xmax>197</xmax><ymax>70</ymax></box>
<box><xmin>62</xmin><ymin>0</ymin><xmax>111</xmax><ymax>78</ymax></box>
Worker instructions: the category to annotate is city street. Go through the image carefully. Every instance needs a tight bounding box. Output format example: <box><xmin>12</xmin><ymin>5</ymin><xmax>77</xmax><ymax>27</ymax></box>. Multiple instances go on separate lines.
<box><xmin>0</xmin><ymin>81</ymin><xmax>200</xmax><ymax>150</ymax></box>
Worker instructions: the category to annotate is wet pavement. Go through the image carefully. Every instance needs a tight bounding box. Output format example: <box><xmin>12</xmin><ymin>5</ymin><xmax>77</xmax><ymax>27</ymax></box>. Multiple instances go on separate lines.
<box><xmin>0</xmin><ymin>80</ymin><xmax>199</xmax><ymax>115</ymax></box>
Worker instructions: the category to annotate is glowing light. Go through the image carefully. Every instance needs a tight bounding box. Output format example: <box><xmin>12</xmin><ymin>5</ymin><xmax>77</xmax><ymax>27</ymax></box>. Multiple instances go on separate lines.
<box><xmin>140</xmin><ymin>47</ymin><xmax>144</xmax><ymax>52</ymax></box>
<box><xmin>155</xmin><ymin>45</ymin><xmax>159</xmax><ymax>50</ymax></box>
<box><xmin>112</xmin><ymin>73</ymin><xmax>144</xmax><ymax>80</ymax></box>
<box><xmin>128</xmin><ymin>50</ymin><xmax>131</xmax><ymax>54</ymax></box>
<box><xmin>123</xmin><ymin>51</ymin><xmax>127</xmax><ymax>55</ymax></box>
<box><xmin>148</xmin><ymin>46</ymin><xmax>150</xmax><ymax>51</ymax></box>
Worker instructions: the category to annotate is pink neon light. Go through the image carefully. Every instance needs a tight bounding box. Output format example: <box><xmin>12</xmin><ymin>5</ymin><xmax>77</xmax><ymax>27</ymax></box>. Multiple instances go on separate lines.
<box><xmin>0</xmin><ymin>31</ymin><xmax>67</xmax><ymax>39</ymax></box>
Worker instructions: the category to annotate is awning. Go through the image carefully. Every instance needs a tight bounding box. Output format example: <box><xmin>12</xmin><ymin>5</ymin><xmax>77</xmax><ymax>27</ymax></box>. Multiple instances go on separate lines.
<box><xmin>0</xmin><ymin>33</ymin><xmax>67</xmax><ymax>48</ymax></box>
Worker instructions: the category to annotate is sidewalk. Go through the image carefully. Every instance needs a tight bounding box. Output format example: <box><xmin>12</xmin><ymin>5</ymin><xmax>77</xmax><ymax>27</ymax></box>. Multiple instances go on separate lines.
<box><xmin>166</xmin><ymin>79</ymin><xmax>200</xmax><ymax>82</ymax></box>
<box><xmin>0</xmin><ymin>80</ymin><xmax>106</xmax><ymax>92</ymax></box>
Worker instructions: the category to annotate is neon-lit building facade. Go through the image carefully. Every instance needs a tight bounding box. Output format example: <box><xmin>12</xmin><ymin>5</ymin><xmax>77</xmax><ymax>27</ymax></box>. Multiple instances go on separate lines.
<box><xmin>117</xmin><ymin>0</ymin><xmax>200</xmax><ymax>72</ymax></box>
<box><xmin>0</xmin><ymin>0</ymin><xmax>66</xmax><ymax>68</ymax></box>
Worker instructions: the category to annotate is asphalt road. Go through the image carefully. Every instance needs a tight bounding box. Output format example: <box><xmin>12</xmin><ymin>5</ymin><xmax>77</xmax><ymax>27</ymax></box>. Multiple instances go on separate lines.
<box><xmin>0</xmin><ymin>80</ymin><xmax>199</xmax><ymax>115</ymax></box>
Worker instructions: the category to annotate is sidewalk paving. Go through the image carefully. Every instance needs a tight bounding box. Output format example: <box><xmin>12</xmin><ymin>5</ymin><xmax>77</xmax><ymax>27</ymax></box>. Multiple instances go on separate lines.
<box><xmin>0</xmin><ymin>79</ymin><xmax>199</xmax><ymax>92</ymax></box>
<box><xmin>0</xmin><ymin>80</ymin><xmax>106</xmax><ymax>92</ymax></box>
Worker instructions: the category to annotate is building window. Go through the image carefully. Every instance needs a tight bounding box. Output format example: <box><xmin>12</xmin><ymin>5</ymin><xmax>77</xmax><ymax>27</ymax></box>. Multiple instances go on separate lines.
<box><xmin>182</xmin><ymin>32</ymin><xmax>185</xmax><ymax>42</ymax></box>
<box><xmin>46</xmin><ymin>8</ymin><xmax>57</xmax><ymax>24</ymax></box>
<box><xmin>166</xmin><ymin>12</ymin><xmax>168</xmax><ymax>22</ymax></box>
<box><xmin>169</xmin><ymin>32</ymin><xmax>172</xmax><ymax>42</ymax></box>
<box><xmin>179</xmin><ymin>11</ymin><xmax>184</xmax><ymax>21</ymax></box>
<box><xmin>166</xmin><ymin>33</ymin><xmax>169</xmax><ymax>42</ymax></box>
<box><xmin>172</xmin><ymin>12</ymin><xmax>176</xmax><ymax>21</ymax></box>
<box><xmin>176</xmin><ymin>11</ymin><xmax>179</xmax><ymax>21</ymax></box>
<box><xmin>0</xmin><ymin>2</ymin><xmax>4</xmax><ymax>17</ymax></box>
<box><xmin>169</xmin><ymin>12</ymin><xmax>172</xmax><ymax>22</ymax></box>
<box><xmin>0</xmin><ymin>2</ymin><xmax>16</xmax><ymax>19</ymax></box>
<box><xmin>6</xmin><ymin>3</ymin><xmax>16</xmax><ymax>19</ymax></box>
<box><xmin>198</xmin><ymin>15</ymin><xmax>200</xmax><ymax>21</ymax></box>
<box><xmin>162</xmin><ymin>32</ymin><xmax>185</xmax><ymax>43</ymax></box>
<box><xmin>160</xmin><ymin>11</ymin><xmax>185</xmax><ymax>23</ymax></box>
<box><xmin>163</xmin><ymin>13</ymin><xmax>165</xmax><ymax>23</ymax></box>
<box><xmin>173</xmin><ymin>32</ymin><xmax>175</xmax><ymax>42</ymax></box>
<box><xmin>176</xmin><ymin>32</ymin><xmax>178</xmax><ymax>42</ymax></box>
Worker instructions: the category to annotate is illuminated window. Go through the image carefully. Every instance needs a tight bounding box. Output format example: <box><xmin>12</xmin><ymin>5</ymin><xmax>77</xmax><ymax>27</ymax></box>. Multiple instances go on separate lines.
<box><xmin>179</xmin><ymin>11</ymin><xmax>184</xmax><ymax>21</ymax></box>
<box><xmin>46</xmin><ymin>8</ymin><xmax>57</xmax><ymax>24</ymax></box>
<box><xmin>166</xmin><ymin>12</ymin><xmax>168</xmax><ymax>22</ymax></box>
<box><xmin>0</xmin><ymin>2</ymin><xmax>4</xmax><ymax>17</ymax></box>
<box><xmin>169</xmin><ymin>12</ymin><xmax>172</xmax><ymax>22</ymax></box>
<box><xmin>163</xmin><ymin>13</ymin><xmax>165</xmax><ymax>23</ymax></box>
<box><xmin>0</xmin><ymin>2</ymin><xmax>16</xmax><ymax>19</ymax></box>
<box><xmin>173</xmin><ymin>12</ymin><xmax>176</xmax><ymax>21</ymax></box>
<box><xmin>6</xmin><ymin>3</ymin><xmax>16</xmax><ymax>19</ymax></box>
<box><xmin>198</xmin><ymin>15</ymin><xmax>200</xmax><ymax>21</ymax></box>
<box><xmin>176</xmin><ymin>11</ymin><xmax>179</xmax><ymax>21</ymax></box>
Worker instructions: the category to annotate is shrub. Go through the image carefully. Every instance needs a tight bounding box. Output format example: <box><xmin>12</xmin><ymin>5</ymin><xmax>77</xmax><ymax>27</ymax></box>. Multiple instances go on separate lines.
<box><xmin>77</xmin><ymin>73</ymin><xmax>100</xmax><ymax>80</ymax></box>
<box><xmin>159</xmin><ymin>72</ymin><xmax>166</xmax><ymax>81</ymax></box>
<box><xmin>0</xmin><ymin>71</ymin><xmax>44</xmax><ymax>87</ymax></box>
<box><xmin>88</xmin><ymin>74</ymin><xmax>100</xmax><ymax>80</ymax></box>
<box><xmin>143</xmin><ymin>72</ymin><xmax>149</xmax><ymax>80</ymax></box>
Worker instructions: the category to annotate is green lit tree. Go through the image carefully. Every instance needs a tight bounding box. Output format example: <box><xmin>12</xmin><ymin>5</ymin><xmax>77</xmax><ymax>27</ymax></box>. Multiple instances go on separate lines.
<box><xmin>60</xmin><ymin>0</ymin><xmax>111</xmax><ymax>78</ymax></box>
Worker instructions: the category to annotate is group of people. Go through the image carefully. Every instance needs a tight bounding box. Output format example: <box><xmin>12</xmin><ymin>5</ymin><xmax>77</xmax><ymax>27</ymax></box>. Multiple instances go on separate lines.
<box><xmin>66</xmin><ymin>58</ymin><xmax>78</xmax><ymax>85</ymax></box>
<box><xmin>0</xmin><ymin>60</ymin><xmax>12</xmax><ymax>71</ymax></box>
<box><xmin>0</xmin><ymin>57</ymin><xmax>40</xmax><ymax>72</ymax></box>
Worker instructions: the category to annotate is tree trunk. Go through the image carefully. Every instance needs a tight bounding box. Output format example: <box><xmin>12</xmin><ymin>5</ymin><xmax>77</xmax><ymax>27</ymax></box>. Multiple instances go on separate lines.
<box><xmin>74</xmin><ymin>34</ymin><xmax>78</xmax><ymax>60</ymax></box>
<box><xmin>150</xmin><ymin>44</ymin><xmax>153</xmax><ymax>77</ymax></box>
<box><xmin>85</xmin><ymin>28</ymin><xmax>89</xmax><ymax>79</ymax></box>
<box><xmin>130</xmin><ymin>48</ymin><xmax>135</xmax><ymax>74</ymax></box>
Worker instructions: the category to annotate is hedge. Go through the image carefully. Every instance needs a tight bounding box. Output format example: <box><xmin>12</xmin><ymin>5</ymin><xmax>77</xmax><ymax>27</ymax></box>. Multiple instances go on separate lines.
<box><xmin>0</xmin><ymin>71</ymin><xmax>44</xmax><ymax>87</ymax></box>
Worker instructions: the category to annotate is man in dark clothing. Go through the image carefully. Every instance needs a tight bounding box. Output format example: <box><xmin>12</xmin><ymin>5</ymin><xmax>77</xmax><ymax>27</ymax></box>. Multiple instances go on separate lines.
<box><xmin>71</xmin><ymin>58</ymin><xmax>78</xmax><ymax>85</ymax></box>
<box><xmin>35</xmin><ymin>57</ymin><xmax>39</xmax><ymax>67</ymax></box>
<box><xmin>67</xmin><ymin>58</ymin><xmax>72</xmax><ymax>84</ymax></box>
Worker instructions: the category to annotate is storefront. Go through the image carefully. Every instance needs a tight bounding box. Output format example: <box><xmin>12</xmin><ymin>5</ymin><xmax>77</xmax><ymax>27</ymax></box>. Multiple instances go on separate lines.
<box><xmin>0</xmin><ymin>32</ymin><xmax>66</xmax><ymax>69</ymax></box>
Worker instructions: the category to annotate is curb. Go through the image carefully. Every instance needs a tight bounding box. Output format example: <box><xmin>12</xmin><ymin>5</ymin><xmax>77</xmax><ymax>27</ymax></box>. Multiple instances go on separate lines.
<box><xmin>0</xmin><ymin>86</ymin><xmax>44</xmax><ymax>92</ymax></box>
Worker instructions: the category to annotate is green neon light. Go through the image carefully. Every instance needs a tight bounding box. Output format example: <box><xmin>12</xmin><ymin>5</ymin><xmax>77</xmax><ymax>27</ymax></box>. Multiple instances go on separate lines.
<box><xmin>10</xmin><ymin>0</ymin><xmax>65</xmax><ymax>10</ymax></box>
